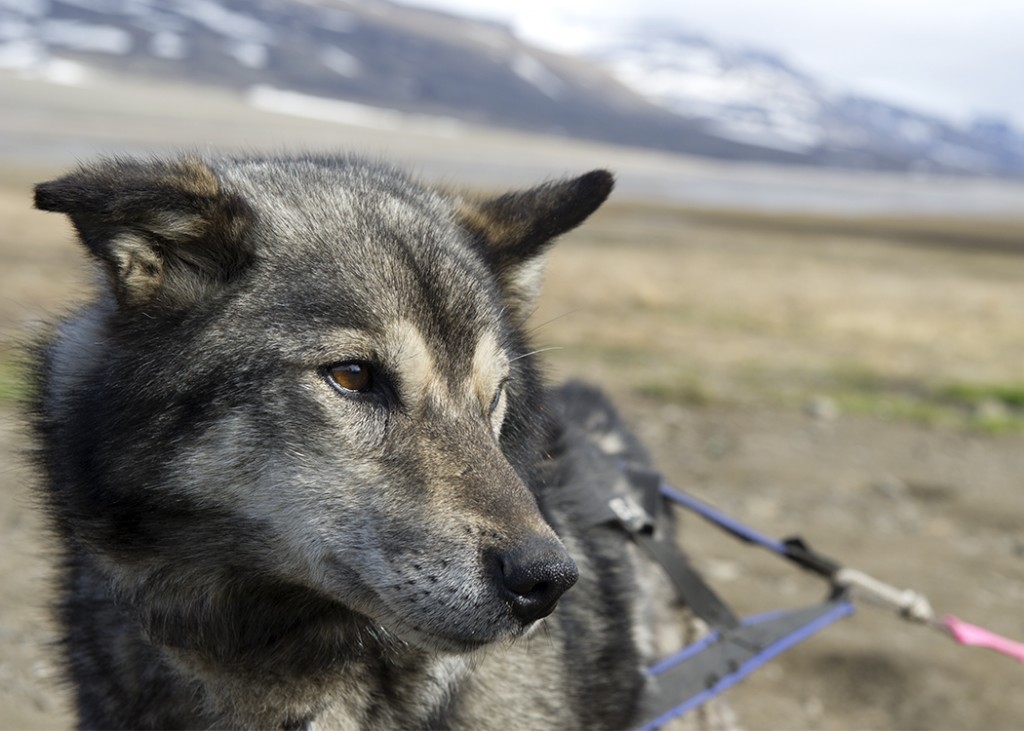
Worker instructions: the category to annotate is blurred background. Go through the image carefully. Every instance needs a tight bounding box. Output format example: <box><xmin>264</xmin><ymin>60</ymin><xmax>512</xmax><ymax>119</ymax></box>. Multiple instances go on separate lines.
<box><xmin>1</xmin><ymin>1</ymin><xmax>1022</xmax><ymax>728</ymax></box>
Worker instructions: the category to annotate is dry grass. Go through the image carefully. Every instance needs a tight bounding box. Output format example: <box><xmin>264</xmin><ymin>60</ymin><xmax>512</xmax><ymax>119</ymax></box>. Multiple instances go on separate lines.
<box><xmin>534</xmin><ymin>201</ymin><xmax>1024</xmax><ymax>431</ymax></box>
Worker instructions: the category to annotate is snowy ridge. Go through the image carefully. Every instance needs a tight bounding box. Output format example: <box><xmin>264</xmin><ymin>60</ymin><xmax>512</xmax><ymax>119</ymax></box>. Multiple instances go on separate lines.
<box><xmin>597</xmin><ymin>34</ymin><xmax>827</xmax><ymax>152</ymax></box>
<box><xmin>579</xmin><ymin>24</ymin><xmax>1024</xmax><ymax>175</ymax></box>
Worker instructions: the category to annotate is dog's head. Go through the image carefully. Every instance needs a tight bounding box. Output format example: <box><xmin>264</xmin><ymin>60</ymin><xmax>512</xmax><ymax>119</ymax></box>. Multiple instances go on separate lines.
<box><xmin>35</xmin><ymin>156</ymin><xmax>612</xmax><ymax>653</ymax></box>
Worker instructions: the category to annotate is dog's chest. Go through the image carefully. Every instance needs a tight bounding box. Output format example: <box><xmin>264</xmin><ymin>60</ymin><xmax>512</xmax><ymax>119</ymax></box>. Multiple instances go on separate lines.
<box><xmin>313</xmin><ymin>653</ymin><xmax>471</xmax><ymax>730</ymax></box>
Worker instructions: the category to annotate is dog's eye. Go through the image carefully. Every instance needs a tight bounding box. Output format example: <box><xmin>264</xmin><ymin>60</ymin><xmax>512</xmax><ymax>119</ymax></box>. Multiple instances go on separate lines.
<box><xmin>326</xmin><ymin>362</ymin><xmax>373</xmax><ymax>393</ymax></box>
<box><xmin>488</xmin><ymin>380</ymin><xmax>507</xmax><ymax>415</ymax></box>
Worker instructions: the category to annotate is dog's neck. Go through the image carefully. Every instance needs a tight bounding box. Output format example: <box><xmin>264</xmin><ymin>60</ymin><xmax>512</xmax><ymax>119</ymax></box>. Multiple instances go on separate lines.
<box><xmin>177</xmin><ymin>642</ymin><xmax>471</xmax><ymax>730</ymax></box>
<box><xmin>151</xmin><ymin>583</ymin><xmax>472</xmax><ymax>729</ymax></box>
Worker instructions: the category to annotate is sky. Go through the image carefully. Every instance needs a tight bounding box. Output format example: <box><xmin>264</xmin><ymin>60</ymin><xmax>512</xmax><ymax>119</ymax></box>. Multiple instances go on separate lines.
<box><xmin>402</xmin><ymin>0</ymin><xmax>1024</xmax><ymax>128</ymax></box>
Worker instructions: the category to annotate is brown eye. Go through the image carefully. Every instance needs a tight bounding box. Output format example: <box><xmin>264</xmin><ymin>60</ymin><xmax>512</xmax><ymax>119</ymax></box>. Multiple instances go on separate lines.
<box><xmin>489</xmin><ymin>379</ymin><xmax>508</xmax><ymax>415</ymax></box>
<box><xmin>327</xmin><ymin>362</ymin><xmax>373</xmax><ymax>393</ymax></box>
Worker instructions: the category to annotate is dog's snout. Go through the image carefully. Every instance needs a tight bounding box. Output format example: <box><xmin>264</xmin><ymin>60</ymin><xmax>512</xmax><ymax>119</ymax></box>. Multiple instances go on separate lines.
<box><xmin>493</xmin><ymin>541</ymin><xmax>579</xmax><ymax>624</ymax></box>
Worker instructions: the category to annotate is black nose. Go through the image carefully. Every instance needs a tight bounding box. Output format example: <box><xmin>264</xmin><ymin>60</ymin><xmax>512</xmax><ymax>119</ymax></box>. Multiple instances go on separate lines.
<box><xmin>495</xmin><ymin>540</ymin><xmax>579</xmax><ymax>624</ymax></box>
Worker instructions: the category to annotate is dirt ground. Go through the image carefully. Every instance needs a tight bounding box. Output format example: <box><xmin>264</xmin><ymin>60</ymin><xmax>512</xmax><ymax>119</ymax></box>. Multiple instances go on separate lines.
<box><xmin>1</xmin><ymin>168</ymin><xmax>1022</xmax><ymax>730</ymax></box>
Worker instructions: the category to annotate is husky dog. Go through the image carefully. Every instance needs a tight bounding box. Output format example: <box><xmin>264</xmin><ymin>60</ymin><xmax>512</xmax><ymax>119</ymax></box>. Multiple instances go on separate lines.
<box><xmin>30</xmin><ymin>156</ymin><xmax>726</xmax><ymax>730</ymax></box>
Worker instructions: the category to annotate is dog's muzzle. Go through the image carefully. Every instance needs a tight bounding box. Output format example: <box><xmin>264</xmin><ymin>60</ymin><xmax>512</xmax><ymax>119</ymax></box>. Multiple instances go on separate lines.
<box><xmin>491</xmin><ymin>539</ymin><xmax>579</xmax><ymax>624</ymax></box>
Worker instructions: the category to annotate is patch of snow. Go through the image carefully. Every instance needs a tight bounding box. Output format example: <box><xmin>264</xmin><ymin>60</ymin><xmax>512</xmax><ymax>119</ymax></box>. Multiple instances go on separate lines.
<box><xmin>319</xmin><ymin>45</ymin><xmax>359</xmax><ymax>77</ymax></box>
<box><xmin>0</xmin><ymin>39</ymin><xmax>46</xmax><ymax>70</ymax></box>
<box><xmin>247</xmin><ymin>86</ymin><xmax>464</xmax><ymax>138</ymax></box>
<box><xmin>39</xmin><ymin>19</ymin><xmax>132</xmax><ymax>54</ymax></box>
<box><xmin>609</xmin><ymin>49</ymin><xmax>818</xmax><ymax>116</ymax></box>
<box><xmin>672</xmin><ymin>47</ymin><xmax>722</xmax><ymax>76</ymax></box>
<box><xmin>707</xmin><ymin>122</ymin><xmax>815</xmax><ymax>154</ymax></box>
<box><xmin>249</xmin><ymin>85</ymin><xmax>404</xmax><ymax>129</ymax></box>
<box><xmin>175</xmin><ymin>0</ymin><xmax>274</xmax><ymax>43</ymax></box>
<box><xmin>512</xmin><ymin>10</ymin><xmax>618</xmax><ymax>55</ymax></box>
<box><xmin>227</xmin><ymin>40</ymin><xmax>266</xmax><ymax>69</ymax></box>
<box><xmin>0</xmin><ymin>38</ymin><xmax>91</xmax><ymax>85</ymax></box>
<box><xmin>149</xmin><ymin>30</ymin><xmax>186</xmax><ymax>59</ymax></box>
<box><xmin>511</xmin><ymin>52</ymin><xmax>563</xmax><ymax>99</ymax></box>
<box><xmin>42</xmin><ymin>56</ymin><xmax>89</xmax><ymax>84</ymax></box>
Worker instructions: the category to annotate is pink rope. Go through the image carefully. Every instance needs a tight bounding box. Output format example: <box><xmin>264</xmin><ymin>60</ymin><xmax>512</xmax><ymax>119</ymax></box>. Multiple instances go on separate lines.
<box><xmin>944</xmin><ymin>616</ymin><xmax>1024</xmax><ymax>663</ymax></box>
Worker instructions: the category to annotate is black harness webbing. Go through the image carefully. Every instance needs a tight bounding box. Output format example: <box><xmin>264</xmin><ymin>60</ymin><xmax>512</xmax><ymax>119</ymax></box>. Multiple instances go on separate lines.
<box><xmin>567</xmin><ymin>465</ymin><xmax>740</xmax><ymax>630</ymax></box>
<box><xmin>619</xmin><ymin>467</ymin><xmax>741</xmax><ymax>630</ymax></box>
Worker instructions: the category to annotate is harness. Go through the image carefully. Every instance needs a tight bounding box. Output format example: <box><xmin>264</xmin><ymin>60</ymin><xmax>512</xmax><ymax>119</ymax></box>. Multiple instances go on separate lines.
<box><xmin>572</xmin><ymin>463</ymin><xmax>1024</xmax><ymax>731</ymax></box>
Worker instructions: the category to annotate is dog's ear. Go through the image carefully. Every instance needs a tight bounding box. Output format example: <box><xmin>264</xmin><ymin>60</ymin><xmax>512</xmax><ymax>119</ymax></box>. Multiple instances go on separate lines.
<box><xmin>35</xmin><ymin>157</ymin><xmax>254</xmax><ymax>309</ymax></box>
<box><xmin>458</xmin><ymin>170</ymin><xmax>613</xmax><ymax>326</ymax></box>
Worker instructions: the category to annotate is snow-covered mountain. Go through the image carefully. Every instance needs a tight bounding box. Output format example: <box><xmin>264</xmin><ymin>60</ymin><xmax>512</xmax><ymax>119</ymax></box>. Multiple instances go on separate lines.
<box><xmin>2</xmin><ymin>0</ymin><xmax>1023</xmax><ymax>177</ymax></box>
<box><xmin>583</xmin><ymin>25</ymin><xmax>1024</xmax><ymax>176</ymax></box>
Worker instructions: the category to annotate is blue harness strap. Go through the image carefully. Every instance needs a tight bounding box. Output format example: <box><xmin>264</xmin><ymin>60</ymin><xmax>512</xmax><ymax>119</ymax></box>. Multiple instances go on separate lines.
<box><xmin>657</xmin><ymin>481</ymin><xmax>789</xmax><ymax>555</ymax></box>
<box><xmin>635</xmin><ymin>597</ymin><xmax>855</xmax><ymax>731</ymax></box>
<box><xmin>658</xmin><ymin>481</ymin><xmax>842</xmax><ymax>577</ymax></box>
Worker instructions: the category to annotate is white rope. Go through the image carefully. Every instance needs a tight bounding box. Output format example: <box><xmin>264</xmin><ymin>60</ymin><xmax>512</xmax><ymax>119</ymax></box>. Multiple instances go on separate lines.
<box><xmin>833</xmin><ymin>568</ymin><xmax>935</xmax><ymax>623</ymax></box>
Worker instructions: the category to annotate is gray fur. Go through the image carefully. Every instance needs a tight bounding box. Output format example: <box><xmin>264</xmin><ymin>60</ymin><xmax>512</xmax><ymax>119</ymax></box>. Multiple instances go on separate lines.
<box><xmin>29</xmin><ymin>155</ymin><xmax>727</xmax><ymax>730</ymax></box>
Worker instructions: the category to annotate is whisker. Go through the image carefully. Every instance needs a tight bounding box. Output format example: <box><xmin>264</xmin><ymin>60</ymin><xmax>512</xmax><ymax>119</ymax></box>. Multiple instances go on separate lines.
<box><xmin>526</xmin><ymin>309</ymin><xmax>579</xmax><ymax>335</ymax></box>
<box><xmin>510</xmin><ymin>346</ymin><xmax>564</xmax><ymax>363</ymax></box>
